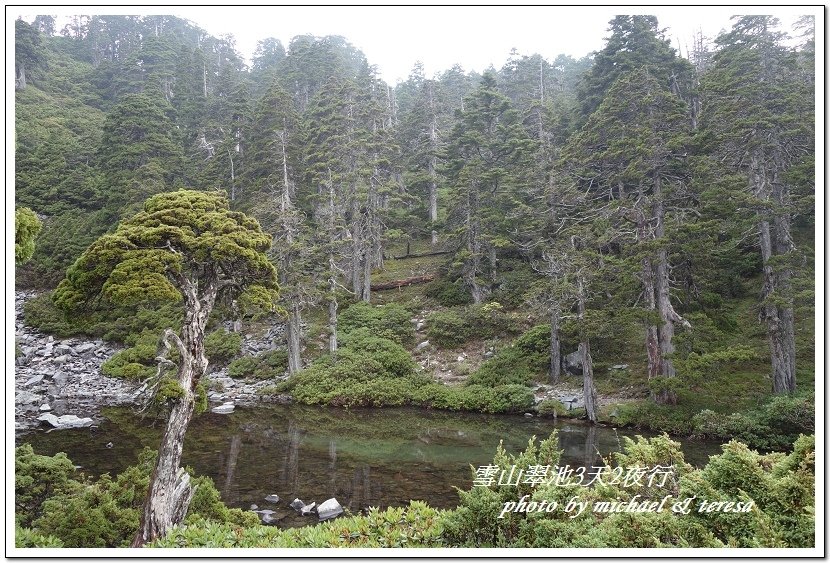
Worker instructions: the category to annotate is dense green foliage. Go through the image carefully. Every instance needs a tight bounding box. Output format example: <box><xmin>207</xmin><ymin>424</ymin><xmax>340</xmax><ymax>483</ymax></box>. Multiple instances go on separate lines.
<box><xmin>426</xmin><ymin>302</ymin><xmax>518</xmax><ymax>349</ymax></box>
<box><xmin>443</xmin><ymin>432</ymin><xmax>815</xmax><ymax>548</ymax></box>
<box><xmin>152</xmin><ymin>502</ymin><xmax>444</xmax><ymax>548</ymax></box>
<box><xmin>282</xmin><ymin>329</ymin><xmax>532</xmax><ymax>413</ymax></box>
<box><xmin>228</xmin><ymin>349</ymin><xmax>289</xmax><ymax>380</ymax></box>
<box><xmin>15</xmin><ymin>207</ymin><xmax>42</xmax><ymax>265</ymax></box>
<box><xmin>338</xmin><ymin>302</ymin><xmax>415</xmax><ymax>346</ymax></box>
<box><xmin>15</xmin><ymin>446</ymin><xmax>256</xmax><ymax>548</ymax></box>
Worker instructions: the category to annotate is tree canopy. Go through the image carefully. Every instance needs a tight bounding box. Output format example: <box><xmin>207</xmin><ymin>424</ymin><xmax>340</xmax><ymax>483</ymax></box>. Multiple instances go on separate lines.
<box><xmin>53</xmin><ymin>190</ymin><xmax>277</xmax><ymax>312</ymax></box>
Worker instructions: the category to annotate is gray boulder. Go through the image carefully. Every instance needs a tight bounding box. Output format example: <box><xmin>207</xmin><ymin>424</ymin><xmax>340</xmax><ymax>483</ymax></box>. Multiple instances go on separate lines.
<box><xmin>16</xmin><ymin>391</ymin><xmax>40</xmax><ymax>404</ymax></box>
<box><xmin>211</xmin><ymin>402</ymin><xmax>235</xmax><ymax>414</ymax></box>
<box><xmin>264</xmin><ymin>494</ymin><xmax>280</xmax><ymax>504</ymax></box>
<box><xmin>73</xmin><ymin>342</ymin><xmax>97</xmax><ymax>354</ymax></box>
<box><xmin>317</xmin><ymin>498</ymin><xmax>344</xmax><ymax>521</ymax></box>
<box><xmin>300</xmin><ymin>502</ymin><xmax>317</xmax><ymax>516</ymax></box>
<box><xmin>562</xmin><ymin>350</ymin><xmax>582</xmax><ymax>376</ymax></box>
<box><xmin>289</xmin><ymin>498</ymin><xmax>306</xmax><ymax>512</ymax></box>
<box><xmin>37</xmin><ymin>413</ymin><xmax>94</xmax><ymax>429</ymax></box>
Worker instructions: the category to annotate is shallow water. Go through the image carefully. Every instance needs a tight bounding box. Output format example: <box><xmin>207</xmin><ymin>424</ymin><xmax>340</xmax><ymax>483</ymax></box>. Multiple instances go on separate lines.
<box><xmin>18</xmin><ymin>404</ymin><xmax>723</xmax><ymax>528</ymax></box>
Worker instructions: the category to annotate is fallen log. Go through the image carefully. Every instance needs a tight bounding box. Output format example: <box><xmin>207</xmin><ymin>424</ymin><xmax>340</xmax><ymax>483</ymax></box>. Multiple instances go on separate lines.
<box><xmin>390</xmin><ymin>250</ymin><xmax>451</xmax><ymax>260</ymax></box>
<box><xmin>370</xmin><ymin>274</ymin><xmax>435</xmax><ymax>291</ymax></box>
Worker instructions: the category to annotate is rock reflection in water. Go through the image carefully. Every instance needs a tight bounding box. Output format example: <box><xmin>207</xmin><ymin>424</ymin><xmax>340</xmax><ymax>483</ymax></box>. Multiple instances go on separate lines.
<box><xmin>18</xmin><ymin>404</ymin><xmax>723</xmax><ymax>529</ymax></box>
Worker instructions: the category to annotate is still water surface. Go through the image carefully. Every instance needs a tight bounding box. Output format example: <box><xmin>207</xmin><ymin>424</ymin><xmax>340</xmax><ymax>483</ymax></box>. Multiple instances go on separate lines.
<box><xmin>19</xmin><ymin>405</ymin><xmax>723</xmax><ymax>527</ymax></box>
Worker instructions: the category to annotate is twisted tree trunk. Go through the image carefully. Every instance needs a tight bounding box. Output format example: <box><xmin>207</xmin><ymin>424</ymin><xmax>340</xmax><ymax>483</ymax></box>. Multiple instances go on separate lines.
<box><xmin>132</xmin><ymin>277</ymin><xmax>216</xmax><ymax>547</ymax></box>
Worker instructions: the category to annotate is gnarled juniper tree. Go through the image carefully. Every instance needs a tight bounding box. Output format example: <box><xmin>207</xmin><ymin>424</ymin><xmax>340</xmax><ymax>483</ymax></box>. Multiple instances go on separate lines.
<box><xmin>53</xmin><ymin>190</ymin><xmax>278</xmax><ymax>545</ymax></box>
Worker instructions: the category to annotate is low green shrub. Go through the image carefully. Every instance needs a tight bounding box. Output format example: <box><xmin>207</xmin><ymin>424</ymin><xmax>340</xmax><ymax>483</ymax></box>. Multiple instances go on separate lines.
<box><xmin>426</xmin><ymin>310</ymin><xmax>470</xmax><ymax>348</ymax></box>
<box><xmin>536</xmin><ymin>399</ymin><xmax>567</xmax><ymax>418</ymax></box>
<box><xmin>466</xmin><ymin>348</ymin><xmax>535</xmax><ymax>387</ymax></box>
<box><xmin>465</xmin><ymin>324</ymin><xmax>551</xmax><ymax>388</ymax></box>
<box><xmin>427</xmin><ymin>303</ymin><xmax>519</xmax><ymax>349</ymax></box>
<box><xmin>152</xmin><ymin>501</ymin><xmax>444</xmax><ymax>548</ymax></box>
<box><xmin>204</xmin><ymin>329</ymin><xmax>242</xmax><ymax>365</ymax></box>
<box><xmin>14</xmin><ymin>444</ymin><xmax>77</xmax><ymax>527</ymax></box>
<box><xmin>692</xmin><ymin>390</ymin><xmax>815</xmax><ymax>451</ymax></box>
<box><xmin>442</xmin><ymin>431</ymin><xmax>815</xmax><ymax>548</ymax></box>
<box><xmin>14</xmin><ymin>446</ymin><xmax>261</xmax><ymax>548</ymax></box>
<box><xmin>23</xmin><ymin>292</ymin><xmax>83</xmax><ymax>337</ymax></box>
<box><xmin>228</xmin><ymin>349</ymin><xmax>289</xmax><ymax>380</ymax></box>
<box><xmin>101</xmin><ymin>330</ymin><xmax>160</xmax><ymax>380</ymax></box>
<box><xmin>15</xmin><ymin>525</ymin><xmax>64</xmax><ymax>548</ymax></box>
<box><xmin>287</xmin><ymin>332</ymin><xmax>531</xmax><ymax>413</ymax></box>
<box><xmin>425</xmin><ymin>277</ymin><xmax>473</xmax><ymax>307</ymax></box>
<box><xmin>339</xmin><ymin>302</ymin><xmax>415</xmax><ymax>346</ymax></box>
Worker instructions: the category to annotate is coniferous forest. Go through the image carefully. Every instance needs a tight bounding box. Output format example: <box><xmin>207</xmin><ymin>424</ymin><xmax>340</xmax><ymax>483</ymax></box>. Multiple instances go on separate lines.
<box><xmin>13</xmin><ymin>13</ymin><xmax>817</xmax><ymax>551</ymax></box>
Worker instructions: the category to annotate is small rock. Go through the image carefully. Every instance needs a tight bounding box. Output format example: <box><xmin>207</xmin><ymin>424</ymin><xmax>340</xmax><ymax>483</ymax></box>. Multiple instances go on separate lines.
<box><xmin>415</xmin><ymin>321</ymin><xmax>426</xmax><ymax>331</ymax></box>
<box><xmin>300</xmin><ymin>502</ymin><xmax>317</xmax><ymax>516</ymax></box>
<box><xmin>211</xmin><ymin>402</ymin><xmax>235</xmax><ymax>414</ymax></box>
<box><xmin>73</xmin><ymin>342</ymin><xmax>96</xmax><ymax>354</ymax></box>
<box><xmin>317</xmin><ymin>498</ymin><xmax>344</xmax><ymax>521</ymax></box>
<box><xmin>24</xmin><ymin>374</ymin><xmax>44</xmax><ymax>387</ymax></box>
<box><xmin>54</xmin><ymin>355</ymin><xmax>70</xmax><ymax>365</ymax></box>
<box><xmin>264</xmin><ymin>494</ymin><xmax>280</xmax><ymax>504</ymax></box>
<box><xmin>456</xmin><ymin>355</ymin><xmax>466</xmax><ymax>362</ymax></box>
<box><xmin>524</xmin><ymin>412</ymin><xmax>533</xmax><ymax>418</ymax></box>
<box><xmin>39</xmin><ymin>404</ymin><xmax>51</xmax><ymax>412</ymax></box>
<box><xmin>37</xmin><ymin>413</ymin><xmax>95</xmax><ymax>429</ymax></box>
<box><xmin>289</xmin><ymin>498</ymin><xmax>306</xmax><ymax>512</ymax></box>
<box><xmin>611</xmin><ymin>364</ymin><xmax>629</xmax><ymax>370</ymax></box>
<box><xmin>414</xmin><ymin>340</ymin><xmax>430</xmax><ymax>352</ymax></box>
<box><xmin>16</xmin><ymin>391</ymin><xmax>40</xmax><ymax>404</ymax></box>
<box><xmin>250</xmin><ymin>504</ymin><xmax>259</xmax><ymax>511</ymax></box>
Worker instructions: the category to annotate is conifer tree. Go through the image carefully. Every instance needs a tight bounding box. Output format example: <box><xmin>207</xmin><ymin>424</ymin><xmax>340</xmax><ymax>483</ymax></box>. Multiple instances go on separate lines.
<box><xmin>52</xmin><ymin>191</ymin><xmax>278</xmax><ymax>546</ymax></box>
<box><xmin>562</xmin><ymin>68</ymin><xmax>692</xmax><ymax>404</ymax></box>
<box><xmin>443</xmin><ymin>73</ymin><xmax>537</xmax><ymax>303</ymax></box>
<box><xmin>700</xmin><ymin>16</ymin><xmax>814</xmax><ymax>394</ymax></box>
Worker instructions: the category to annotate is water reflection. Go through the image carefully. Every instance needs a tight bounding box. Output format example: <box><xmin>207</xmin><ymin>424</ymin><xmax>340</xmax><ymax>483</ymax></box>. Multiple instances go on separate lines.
<box><xmin>18</xmin><ymin>404</ymin><xmax>723</xmax><ymax>528</ymax></box>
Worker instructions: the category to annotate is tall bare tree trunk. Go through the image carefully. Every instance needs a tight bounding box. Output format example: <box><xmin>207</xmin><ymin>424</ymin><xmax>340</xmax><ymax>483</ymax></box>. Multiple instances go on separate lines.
<box><xmin>16</xmin><ymin>65</ymin><xmax>26</xmax><ymax>90</ymax></box>
<box><xmin>653</xmin><ymin>173</ymin><xmax>689</xmax><ymax>405</ymax></box>
<box><xmin>639</xmin><ymin>213</ymin><xmax>661</xmax><ymax>384</ymax></box>
<box><xmin>752</xmin><ymin>153</ymin><xmax>796</xmax><ymax>393</ymax></box>
<box><xmin>577</xmin><ymin>277</ymin><xmax>597</xmax><ymax>423</ymax></box>
<box><xmin>427</xmin><ymin>82</ymin><xmax>439</xmax><ymax>246</ymax></box>
<box><xmin>550</xmin><ymin>306</ymin><xmax>561</xmax><ymax>384</ymax></box>
<box><xmin>466</xmin><ymin>180</ymin><xmax>483</xmax><ymax>304</ymax></box>
<box><xmin>286</xmin><ymin>303</ymin><xmax>302</xmax><ymax>374</ymax></box>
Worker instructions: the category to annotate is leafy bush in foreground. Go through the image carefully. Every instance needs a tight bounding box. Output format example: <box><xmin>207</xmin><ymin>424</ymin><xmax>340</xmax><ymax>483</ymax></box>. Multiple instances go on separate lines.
<box><xmin>152</xmin><ymin>501</ymin><xmax>444</xmax><ymax>548</ymax></box>
<box><xmin>15</xmin><ymin>446</ymin><xmax>257</xmax><ymax>548</ymax></box>
<box><xmin>443</xmin><ymin>432</ymin><xmax>815</xmax><ymax>548</ymax></box>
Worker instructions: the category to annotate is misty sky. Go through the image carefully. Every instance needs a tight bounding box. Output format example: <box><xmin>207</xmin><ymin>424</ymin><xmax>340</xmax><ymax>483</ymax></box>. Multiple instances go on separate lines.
<box><xmin>10</xmin><ymin>5</ymin><xmax>814</xmax><ymax>84</ymax></box>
